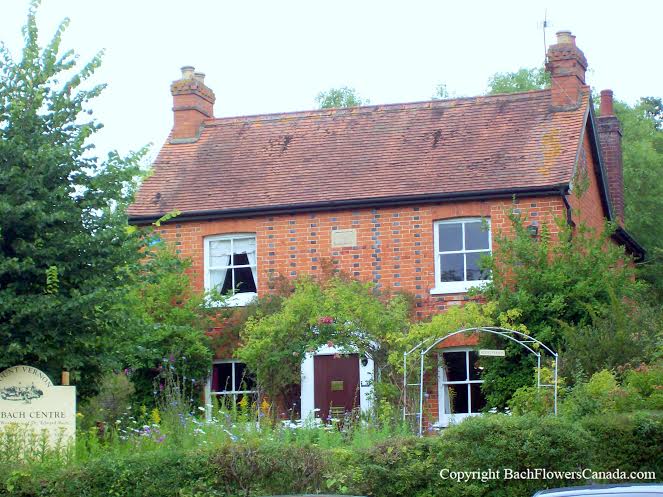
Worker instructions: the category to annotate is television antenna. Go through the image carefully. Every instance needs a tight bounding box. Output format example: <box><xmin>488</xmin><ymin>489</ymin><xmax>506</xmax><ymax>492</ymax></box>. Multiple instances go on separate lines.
<box><xmin>539</xmin><ymin>9</ymin><xmax>551</xmax><ymax>62</ymax></box>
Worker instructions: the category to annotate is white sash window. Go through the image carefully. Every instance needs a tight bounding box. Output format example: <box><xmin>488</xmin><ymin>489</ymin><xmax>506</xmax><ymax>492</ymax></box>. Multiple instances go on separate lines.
<box><xmin>204</xmin><ymin>234</ymin><xmax>257</xmax><ymax>306</ymax></box>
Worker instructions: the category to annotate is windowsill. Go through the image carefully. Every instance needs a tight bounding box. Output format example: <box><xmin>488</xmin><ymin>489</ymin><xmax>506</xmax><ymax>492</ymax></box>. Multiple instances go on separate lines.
<box><xmin>207</xmin><ymin>292</ymin><xmax>257</xmax><ymax>308</ymax></box>
<box><xmin>430</xmin><ymin>280</ymin><xmax>490</xmax><ymax>295</ymax></box>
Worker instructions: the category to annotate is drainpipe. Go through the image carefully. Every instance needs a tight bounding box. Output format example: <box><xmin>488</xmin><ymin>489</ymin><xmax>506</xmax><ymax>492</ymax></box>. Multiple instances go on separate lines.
<box><xmin>560</xmin><ymin>187</ymin><xmax>575</xmax><ymax>228</ymax></box>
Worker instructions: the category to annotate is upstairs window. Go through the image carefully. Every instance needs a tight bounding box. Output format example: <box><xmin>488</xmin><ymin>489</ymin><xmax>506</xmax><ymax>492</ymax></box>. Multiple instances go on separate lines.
<box><xmin>204</xmin><ymin>234</ymin><xmax>257</xmax><ymax>306</ymax></box>
<box><xmin>433</xmin><ymin>218</ymin><xmax>491</xmax><ymax>294</ymax></box>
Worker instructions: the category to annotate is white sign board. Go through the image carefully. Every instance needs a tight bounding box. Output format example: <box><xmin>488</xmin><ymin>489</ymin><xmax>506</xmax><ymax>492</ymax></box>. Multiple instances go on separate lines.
<box><xmin>0</xmin><ymin>366</ymin><xmax>76</xmax><ymax>447</ymax></box>
<box><xmin>331</xmin><ymin>229</ymin><xmax>357</xmax><ymax>248</ymax></box>
<box><xmin>479</xmin><ymin>349</ymin><xmax>506</xmax><ymax>357</ymax></box>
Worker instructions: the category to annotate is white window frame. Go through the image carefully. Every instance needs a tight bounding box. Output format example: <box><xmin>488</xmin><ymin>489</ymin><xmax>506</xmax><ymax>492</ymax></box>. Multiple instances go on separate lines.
<box><xmin>437</xmin><ymin>347</ymin><xmax>485</xmax><ymax>427</ymax></box>
<box><xmin>203</xmin><ymin>233</ymin><xmax>257</xmax><ymax>307</ymax></box>
<box><xmin>210</xmin><ymin>360</ymin><xmax>257</xmax><ymax>405</ymax></box>
<box><xmin>431</xmin><ymin>218</ymin><xmax>491</xmax><ymax>294</ymax></box>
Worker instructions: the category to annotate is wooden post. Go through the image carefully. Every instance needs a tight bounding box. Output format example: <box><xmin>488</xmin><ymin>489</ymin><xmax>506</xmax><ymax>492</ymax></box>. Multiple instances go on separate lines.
<box><xmin>61</xmin><ymin>371</ymin><xmax>70</xmax><ymax>386</ymax></box>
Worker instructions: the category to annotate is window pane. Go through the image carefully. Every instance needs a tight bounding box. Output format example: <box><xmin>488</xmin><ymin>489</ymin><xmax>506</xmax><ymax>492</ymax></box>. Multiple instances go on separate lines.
<box><xmin>233</xmin><ymin>363</ymin><xmax>256</xmax><ymax>392</ymax></box>
<box><xmin>209</xmin><ymin>240</ymin><xmax>231</xmax><ymax>267</ymax></box>
<box><xmin>447</xmin><ymin>384</ymin><xmax>469</xmax><ymax>414</ymax></box>
<box><xmin>442</xmin><ymin>351</ymin><xmax>467</xmax><ymax>381</ymax></box>
<box><xmin>465</xmin><ymin>221</ymin><xmax>490</xmax><ymax>250</ymax></box>
<box><xmin>220</xmin><ymin>269</ymin><xmax>234</xmax><ymax>294</ymax></box>
<box><xmin>466</xmin><ymin>252</ymin><xmax>490</xmax><ymax>281</ymax></box>
<box><xmin>210</xmin><ymin>269</ymin><xmax>232</xmax><ymax>293</ymax></box>
<box><xmin>468</xmin><ymin>351</ymin><xmax>483</xmax><ymax>380</ymax></box>
<box><xmin>233</xmin><ymin>237</ymin><xmax>256</xmax><ymax>256</ymax></box>
<box><xmin>470</xmin><ymin>384</ymin><xmax>486</xmax><ymax>413</ymax></box>
<box><xmin>440</xmin><ymin>253</ymin><xmax>464</xmax><ymax>282</ymax></box>
<box><xmin>213</xmin><ymin>363</ymin><xmax>233</xmax><ymax>392</ymax></box>
<box><xmin>233</xmin><ymin>266</ymin><xmax>257</xmax><ymax>293</ymax></box>
<box><xmin>438</xmin><ymin>223</ymin><xmax>462</xmax><ymax>252</ymax></box>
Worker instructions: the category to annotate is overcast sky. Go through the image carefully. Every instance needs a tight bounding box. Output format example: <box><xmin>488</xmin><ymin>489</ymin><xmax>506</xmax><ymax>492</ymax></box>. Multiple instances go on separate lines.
<box><xmin>1</xmin><ymin>0</ymin><xmax>661</xmax><ymax>161</ymax></box>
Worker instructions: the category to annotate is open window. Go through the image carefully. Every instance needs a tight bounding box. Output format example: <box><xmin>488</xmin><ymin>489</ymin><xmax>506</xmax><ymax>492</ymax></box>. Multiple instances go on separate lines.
<box><xmin>204</xmin><ymin>234</ymin><xmax>257</xmax><ymax>306</ymax></box>
<box><xmin>432</xmin><ymin>218</ymin><xmax>491</xmax><ymax>294</ymax></box>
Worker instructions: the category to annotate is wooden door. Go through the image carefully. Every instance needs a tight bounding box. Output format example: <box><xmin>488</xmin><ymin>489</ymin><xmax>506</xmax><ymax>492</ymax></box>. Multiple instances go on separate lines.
<box><xmin>313</xmin><ymin>354</ymin><xmax>360</xmax><ymax>421</ymax></box>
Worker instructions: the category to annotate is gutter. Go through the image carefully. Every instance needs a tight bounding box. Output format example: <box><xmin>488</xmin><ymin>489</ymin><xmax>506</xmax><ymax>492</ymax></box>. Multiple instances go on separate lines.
<box><xmin>611</xmin><ymin>226</ymin><xmax>646</xmax><ymax>262</ymax></box>
<box><xmin>128</xmin><ymin>184</ymin><xmax>569</xmax><ymax>225</ymax></box>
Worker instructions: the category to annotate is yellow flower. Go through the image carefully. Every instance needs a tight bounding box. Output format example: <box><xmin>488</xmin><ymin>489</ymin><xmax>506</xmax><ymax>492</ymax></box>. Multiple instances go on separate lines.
<box><xmin>260</xmin><ymin>399</ymin><xmax>271</xmax><ymax>416</ymax></box>
<box><xmin>151</xmin><ymin>408</ymin><xmax>161</xmax><ymax>425</ymax></box>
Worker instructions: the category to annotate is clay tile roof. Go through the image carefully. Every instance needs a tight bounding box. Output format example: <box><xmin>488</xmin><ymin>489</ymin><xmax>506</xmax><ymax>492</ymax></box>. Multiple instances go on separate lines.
<box><xmin>128</xmin><ymin>89</ymin><xmax>589</xmax><ymax>221</ymax></box>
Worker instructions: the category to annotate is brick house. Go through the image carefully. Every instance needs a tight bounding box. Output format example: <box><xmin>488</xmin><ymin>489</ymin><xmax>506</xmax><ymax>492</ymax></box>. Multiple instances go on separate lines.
<box><xmin>128</xmin><ymin>31</ymin><xmax>643</xmax><ymax>425</ymax></box>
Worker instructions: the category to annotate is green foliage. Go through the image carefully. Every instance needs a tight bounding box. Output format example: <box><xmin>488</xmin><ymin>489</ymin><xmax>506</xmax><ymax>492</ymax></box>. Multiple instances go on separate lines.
<box><xmin>390</xmin><ymin>302</ymin><xmax>495</xmax><ymax>371</ymax></box>
<box><xmin>580</xmin><ymin>412</ymin><xmax>663</xmax><ymax>476</ymax></box>
<box><xmin>508</xmin><ymin>367</ymin><xmax>563</xmax><ymax>416</ymax></box>
<box><xmin>5</xmin><ymin>413</ymin><xmax>662</xmax><ymax>497</ymax></box>
<box><xmin>79</xmin><ymin>373</ymin><xmax>135</xmax><ymax>428</ymax></box>
<box><xmin>560</xmin><ymin>290</ymin><xmax>661</xmax><ymax>378</ymax></box>
<box><xmin>563</xmin><ymin>369</ymin><xmax>621</xmax><ymax>418</ymax></box>
<box><xmin>487</xmin><ymin>66</ymin><xmax>550</xmax><ymax>94</ymax></box>
<box><xmin>315</xmin><ymin>86</ymin><xmax>367</xmax><ymax>108</ymax></box>
<box><xmin>622</xmin><ymin>363</ymin><xmax>663</xmax><ymax>410</ymax></box>
<box><xmin>121</xmin><ymin>244</ymin><xmax>214</xmax><ymax>405</ymax></box>
<box><xmin>563</xmin><ymin>366</ymin><xmax>663</xmax><ymax>418</ymax></box>
<box><xmin>237</xmin><ymin>275</ymin><xmax>410</xmax><ymax>412</ymax></box>
<box><xmin>613</xmin><ymin>97</ymin><xmax>663</xmax><ymax>296</ymax></box>
<box><xmin>479</xmin><ymin>211</ymin><xmax>653</xmax><ymax>406</ymax></box>
<box><xmin>0</xmin><ymin>1</ymin><xmax>146</xmax><ymax>394</ymax></box>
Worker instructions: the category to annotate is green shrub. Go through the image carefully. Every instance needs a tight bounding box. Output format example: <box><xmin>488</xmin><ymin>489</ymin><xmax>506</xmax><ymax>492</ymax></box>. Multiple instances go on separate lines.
<box><xmin>79</xmin><ymin>373</ymin><xmax>135</xmax><ymax>428</ymax></box>
<box><xmin>622</xmin><ymin>364</ymin><xmax>663</xmax><ymax>411</ymax></box>
<box><xmin>1</xmin><ymin>413</ymin><xmax>661</xmax><ymax>497</ymax></box>
<box><xmin>562</xmin><ymin>369</ymin><xmax>621</xmax><ymax>418</ymax></box>
<box><xmin>582</xmin><ymin>412</ymin><xmax>663</xmax><ymax>476</ymax></box>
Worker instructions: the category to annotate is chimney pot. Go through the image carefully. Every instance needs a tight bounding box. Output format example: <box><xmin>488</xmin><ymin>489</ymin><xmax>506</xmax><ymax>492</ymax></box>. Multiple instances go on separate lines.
<box><xmin>556</xmin><ymin>30</ymin><xmax>575</xmax><ymax>45</ymax></box>
<box><xmin>600</xmin><ymin>89</ymin><xmax>614</xmax><ymax>116</ymax></box>
<box><xmin>546</xmin><ymin>31</ymin><xmax>587</xmax><ymax>109</ymax></box>
<box><xmin>170</xmin><ymin>67</ymin><xmax>215</xmax><ymax>140</ymax></box>
<box><xmin>180</xmin><ymin>65</ymin><xmax>195</xmax><ymax>80</ymax></box>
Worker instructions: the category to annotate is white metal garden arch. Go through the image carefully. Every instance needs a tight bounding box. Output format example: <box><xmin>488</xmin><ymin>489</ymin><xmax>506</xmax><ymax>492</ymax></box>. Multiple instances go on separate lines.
<box><xmin>403</xmin><ymin>327</ymin><xmax>558</xmax><ymax>436</ymax></box>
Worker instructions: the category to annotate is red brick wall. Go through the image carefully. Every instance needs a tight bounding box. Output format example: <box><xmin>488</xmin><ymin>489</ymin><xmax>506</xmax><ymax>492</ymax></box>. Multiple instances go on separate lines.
<box><xmin>154</xmin><ymin>195</ymin><xmax>566</xmax><ymax>321</ymax></box>
<box><xmin>568</xmin><ymin>131</ymin><xmax>607</xmax><ymax>232</ymax></box>
<box><xmin>152</xmin><ymin>181</ymin><xmax>606</xmax><ymax>427</ymax></box>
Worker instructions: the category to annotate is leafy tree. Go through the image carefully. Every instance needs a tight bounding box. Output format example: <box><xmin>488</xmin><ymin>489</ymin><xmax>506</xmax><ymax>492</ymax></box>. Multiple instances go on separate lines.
<box><xmin>315</xmin><ymin>86</ymin><xmax>367</xmax><ymax>109</ymax></box>
<box><xmin>121</xmin><ymin>243</ymin><xmax>215</xmax><ymax>405</ymax></box>
<box><xmin>479</xmin><ymin>212</ymin><xmax>659</xmax><ymax>407</ymax></box>
<box><xmin>613</xmin><ymin>97</ymin><xmax>663</xmax><ymax>296</ymax></box>
<box><xmin>486</xmin><ymin>66</ymin><xmax>550</xmax><ymax>94</ymax></box>
<box><xmin>0</xmin><ymin>3</ymin><xmax>144</xmax><ymax>393</ymax></box>
<box><xmin>237</xmin><ymin>275</ymin><xmax>409</xmax><ymax>419</ymax></box>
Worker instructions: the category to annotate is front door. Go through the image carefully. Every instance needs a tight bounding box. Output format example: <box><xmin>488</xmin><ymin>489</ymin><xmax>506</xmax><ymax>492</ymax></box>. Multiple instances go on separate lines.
<box><xmin>313</xmin><ymin>354</ymin><xmax>360</xmax><ymax>421</ymax></box>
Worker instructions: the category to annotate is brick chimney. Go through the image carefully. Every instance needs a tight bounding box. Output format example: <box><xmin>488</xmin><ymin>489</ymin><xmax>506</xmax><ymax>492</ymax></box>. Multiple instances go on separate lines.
<box><xmin>546</xmin><ymin>31</ymin><xmax>588</xmax><ymax>110</ymax></box>
<box><xmin>597</xmin><ymin>89</ymin><xmax>625</xmax><ymax>223</ymax></box>
<box><xmin>170</xmin><ymin>66</ymin><xmax>215</xmax><ymax>141</ymax></box>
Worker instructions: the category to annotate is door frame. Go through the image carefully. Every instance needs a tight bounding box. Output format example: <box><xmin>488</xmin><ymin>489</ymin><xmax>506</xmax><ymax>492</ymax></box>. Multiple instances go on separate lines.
<box><xmin>300</xmin><ymin>344</ymin><xmax>374</xmax><ymax>421</ymax></box>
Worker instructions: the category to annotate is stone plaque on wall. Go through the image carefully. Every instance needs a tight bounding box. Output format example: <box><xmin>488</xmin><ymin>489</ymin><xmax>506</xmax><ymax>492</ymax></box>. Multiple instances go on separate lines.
<box><xmin>0</xmin><ymin>366</ymin><xmax>76</xmax><ymax>447</ymax></box>
<box><xmin>331</xmin><ymin>229</ymin><xmax>357</xmax><ymax>248</ymax></box>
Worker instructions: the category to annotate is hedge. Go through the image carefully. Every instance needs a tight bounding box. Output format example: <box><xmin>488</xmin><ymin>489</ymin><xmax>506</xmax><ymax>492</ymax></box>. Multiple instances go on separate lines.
<box><xmin>1</xmin><ymin>413</ymin><xmax>661</xmax><ymax>497</ymax></box>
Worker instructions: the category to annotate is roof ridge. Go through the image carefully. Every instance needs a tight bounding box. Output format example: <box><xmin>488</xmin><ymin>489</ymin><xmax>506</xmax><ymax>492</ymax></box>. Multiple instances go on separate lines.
<box><xmin>203</xmin><ymin>88</ymin><xmax>552</xmax><ymax>127</ymax></box>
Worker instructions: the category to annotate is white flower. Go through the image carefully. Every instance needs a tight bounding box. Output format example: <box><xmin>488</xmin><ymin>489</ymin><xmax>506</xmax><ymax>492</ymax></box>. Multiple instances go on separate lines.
<box><xmin>198</xmin><ymin>406</ymin><xmax>206</xmax><ymax>412</ymax></box>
